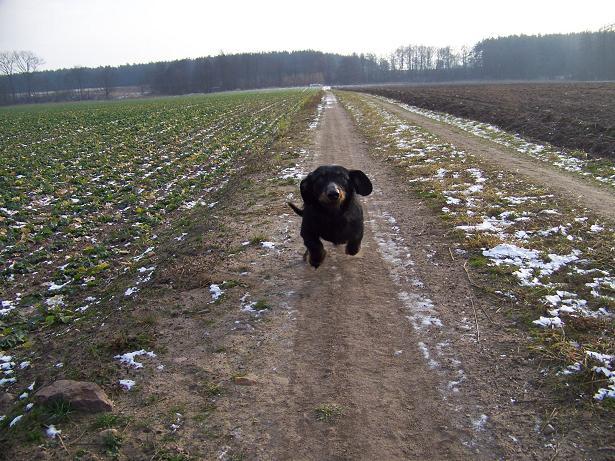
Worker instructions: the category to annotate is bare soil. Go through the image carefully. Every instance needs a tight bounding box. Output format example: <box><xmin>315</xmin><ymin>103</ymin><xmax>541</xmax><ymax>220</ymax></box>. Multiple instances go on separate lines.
<box><xmin>352</xmin><ymin>83</ymin><xmax>615</xmax><ymax>159</ymax></box>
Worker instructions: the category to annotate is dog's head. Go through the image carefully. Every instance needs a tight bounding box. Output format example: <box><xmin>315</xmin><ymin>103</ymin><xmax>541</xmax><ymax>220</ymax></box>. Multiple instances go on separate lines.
<box><xmin>300</xmin><ymin>165</ymin><xmax>372</xmax><ymax>210</ymax></box>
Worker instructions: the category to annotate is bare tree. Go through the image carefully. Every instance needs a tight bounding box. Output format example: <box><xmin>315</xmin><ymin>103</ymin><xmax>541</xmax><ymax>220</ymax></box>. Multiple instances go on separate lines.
<box><xmin>436</xmin><ymin>47</ymin><xmax>455</xmax><ymax>70</ymax></box>
<box><xmin>14</xmin><ymin>50</ymin><xmax>44</xmax><ymax>99</ymax></box>
<box><xmin>395</xmin><ymin>46</ymin><xmax>406</xmax><ymax>71</ymax></box>
<box><xmin>0</xmin><ymin>51</ymin><xmax>17</xmax><ymax>102</ymax></box>
<box><xmin>388</xmin><ymin>52</ymin><xmax>398</xmax><ymax>72</ymax></box>
<box><xmin>425</xmin><ymin>46</ymin><xmax>435</xmax><ymax>70</ymax></box>
<box><xmin>459</xmin><ymin>46</ymin><xmax>471</xmax><ymax>68</ymax></box>
<box><xmin>416</xmin><ymin>45</ymin><xmax>434</xmax><ymax>71</ymax></box>
<box><xmin>404</xmin><ymin>45</ymin><xmax>415</xmax><ymax>73</ymax></box>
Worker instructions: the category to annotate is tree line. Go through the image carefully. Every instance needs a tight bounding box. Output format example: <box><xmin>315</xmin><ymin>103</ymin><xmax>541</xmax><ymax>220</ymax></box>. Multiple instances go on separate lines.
<box><xmin>1</xmin><ymin>30</ymin><xmax>614</xmax><ymax>105</ymax></box>
<box><xmin>0</xmin><ymin>50</ymin><xmax>45</xmax><ymax>103</ymax></box>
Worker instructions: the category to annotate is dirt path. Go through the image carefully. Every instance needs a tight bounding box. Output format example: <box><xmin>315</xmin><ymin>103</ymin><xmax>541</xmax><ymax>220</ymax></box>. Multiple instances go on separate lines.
<box><xmin>262</xmin><ymin>93</ymin><xmax>476</xmax><ymax>460</ymax></box>
<box><xmin>364</xmin><ymin>94</ymin><xmax>615</xmax><ymax>222</ymax></box>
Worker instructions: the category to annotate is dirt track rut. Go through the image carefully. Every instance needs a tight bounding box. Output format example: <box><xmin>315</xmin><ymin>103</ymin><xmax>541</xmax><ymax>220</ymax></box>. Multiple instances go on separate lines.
<box><xmin>366</xmin><ymin>94</ymin><xmax>615</xmax><ymax>222</ymax></box>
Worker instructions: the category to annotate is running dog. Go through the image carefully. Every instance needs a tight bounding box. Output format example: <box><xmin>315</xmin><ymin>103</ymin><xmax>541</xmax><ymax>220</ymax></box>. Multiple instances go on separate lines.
<box><xmin>288</xmin><ymin>165</ymin><xmax>372</xmax><ymax>268</ymax></box>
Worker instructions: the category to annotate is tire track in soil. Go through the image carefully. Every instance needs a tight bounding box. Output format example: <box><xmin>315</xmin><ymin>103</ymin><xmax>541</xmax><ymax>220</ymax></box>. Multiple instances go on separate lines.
<box><xmin>363</xmin><ymin>94</ymin><xmax>615</xmax><ymax>223</ymax></box>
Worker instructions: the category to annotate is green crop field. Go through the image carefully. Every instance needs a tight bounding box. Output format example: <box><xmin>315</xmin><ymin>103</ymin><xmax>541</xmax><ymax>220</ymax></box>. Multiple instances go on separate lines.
<box><xmin>0</xmin><ymin>89</ymin><xmax>316</xmax><ymax>325</ymax></box>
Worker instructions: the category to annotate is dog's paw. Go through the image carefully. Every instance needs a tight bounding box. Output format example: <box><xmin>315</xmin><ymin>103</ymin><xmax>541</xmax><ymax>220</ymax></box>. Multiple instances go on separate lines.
<box><xmin>345</xmin><ymin>241</ymin><xmax>361</xmax><ymax>256</ymax></box>
<box><xmin>308</xmin><ymin>248</ymin><xmax>326</xmax><ymax>268</ymax></box>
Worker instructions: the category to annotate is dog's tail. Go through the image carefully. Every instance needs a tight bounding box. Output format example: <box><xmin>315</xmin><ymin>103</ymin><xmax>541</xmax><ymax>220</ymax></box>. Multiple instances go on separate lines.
<box><xmin>287</xmin><ymin>202</ymin><xmax>303</xmax><ymax>216</ymax></box>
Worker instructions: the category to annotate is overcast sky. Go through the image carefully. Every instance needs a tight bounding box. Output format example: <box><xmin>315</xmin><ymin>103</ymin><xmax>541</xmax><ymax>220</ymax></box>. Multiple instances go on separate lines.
<box><xmin>1</xmin><ymin>0</ymin><xmax>613</xmax><ymax>70</ymax></box>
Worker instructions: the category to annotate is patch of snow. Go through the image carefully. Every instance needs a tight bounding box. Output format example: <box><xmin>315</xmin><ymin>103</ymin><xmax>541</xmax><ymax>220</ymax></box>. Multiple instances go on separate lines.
<box><xmin>586</xmin><ymin>351</ymin><xmax>613</xmax><ymax>367</ymax></box>
<box><xmin>45</xmin><ymin>295</ymin><xmax>65</xmax><ymax>307</ymax></box>
<box><xmin>239</xmin><ymin>293</ymin><xmax>267</xmax><ymax>315</ymax></box>
<box><xmin>472</xmin><ymin>414</ymin><xmax>488</xmax><ymax>432</ymax></box>
<box><xmin>417</xmin><ymin>342</ymin><xmax>439</xmax><ymax>369</ymax></box>
<box><xmin>46</xmin><ymin>425</ymin><xmax>61</xmax><ymax>438</ymax></box>
<box><xmin>593</xmin><ymin>384</ymin><xmax>615</xmax><ymax>400</ymax></box>
<box><xmin>124</xmin><ymin>287</ymin><xmax>138</xmax><ymax>296</ymax></box>
<box><xmin>483</xmin><ymin>244</ymin><xmax>579</xmax><ymax>287</ymax></box>
<box><xmin>48</xmin><ymin>280</ymin><xmax>70</xmax><ymax>291</ymax></box>
<box><xmin>133</xmin><ymin>246</ymin><xmax>154</xmax><ymax>262</ymax></box>
<box><xmin>119</xmin><ymin>379</ymin><xmax>136</xmax><ymax>390</ymax></box>
<box><xmin>279</xmin><ymin>166</ymin><xmax>305</xmax><ymax>180</ymax></box>
<box><xmin>209</xmin><ymin>284</ymin><xmax>223</xmax><ymax>302</ymax></box>
<box><xmin>174</xmin><ymin>233</ymin><xmax>188</xmax><ymax>241</ymax></box>
<box><xmin>217</xmin><ymin>446</ymin><xmax>231</xmax><ymax>460</ymax></box>
<box><xmin>533</xmin><ymin>316</ymin><xmax>564</xmax><ymax>328</ymax></box>
<box><xmin>0</xmin><ymin>299</ymin><xmax>16</xmax><ymax>316</ymax></box>
<box><xmin>586</xmin><ymin>276</ymin><xmax>615</xmax><ymax>299</ymax></box>
<box><xmin>587</xmin><ymin>351</ymin><xmax>615</xmax><ymax>400</ymax></box>
<box><xmin>434</xmin><ymin>168</ymin><xmax>448</xmax><ymax>179</ymax></box>
<box><xmin>545</xmin><ymin>291</ymin><xmax>610</xmax><ymax>320</ymax></box>
<box><xmin>114</xmin><ymin>350</ymin><xmax>156</xmax><ymax>369</ymax></box>
<box><xmin>456</xmin><ymin>215</ymin><xmax>512</xmax><ymax>233</ymax></box>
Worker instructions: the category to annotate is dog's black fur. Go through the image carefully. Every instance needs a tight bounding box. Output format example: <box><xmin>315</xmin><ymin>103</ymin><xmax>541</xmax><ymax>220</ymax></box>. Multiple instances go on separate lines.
<box><xmin>288</xmin><ymin>165</ymin><xmax>372</xmax><ymax>268</ymax></box>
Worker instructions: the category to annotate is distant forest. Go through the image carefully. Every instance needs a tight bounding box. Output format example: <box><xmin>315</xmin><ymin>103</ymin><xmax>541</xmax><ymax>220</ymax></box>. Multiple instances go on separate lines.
<box><xmin>1</xmin><ymin>30</ymin><xmax>614</xmax><ymax>105</ymax></box>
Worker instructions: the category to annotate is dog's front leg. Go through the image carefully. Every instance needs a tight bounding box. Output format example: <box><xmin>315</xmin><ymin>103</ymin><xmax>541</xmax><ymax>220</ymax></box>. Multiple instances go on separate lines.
<box><xmin>345</xmin><ymin>239</ymin><xmax>361</xmax><ymax>256</ymax></box>
<box><xmin>303</xmin><ymin>237</ymin><xmax>326</xmax><ymax>268</ymax></box>
<box><xmin>346</xmin><ymin>226</ymin><xmax>364</xmax><ymax>256</ymax></box>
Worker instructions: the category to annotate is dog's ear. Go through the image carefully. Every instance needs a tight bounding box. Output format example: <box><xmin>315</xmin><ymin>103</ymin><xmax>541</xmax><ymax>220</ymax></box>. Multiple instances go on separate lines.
<box><xmin>300</xmin><ymin>173</ymin><xmax>316</xmax><ymax>204</ymax></box>
<box><xmin>349</xmin><ymin>170</ymin><xmax>372</xmax><ymax>196</ymax></box>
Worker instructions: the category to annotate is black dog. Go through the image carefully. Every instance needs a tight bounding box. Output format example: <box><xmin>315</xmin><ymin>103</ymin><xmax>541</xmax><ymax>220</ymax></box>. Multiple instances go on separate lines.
<box><xmin>288</xmin><ymin>165</ymin><xmax>372</xmax><ymax>268</ymax></box>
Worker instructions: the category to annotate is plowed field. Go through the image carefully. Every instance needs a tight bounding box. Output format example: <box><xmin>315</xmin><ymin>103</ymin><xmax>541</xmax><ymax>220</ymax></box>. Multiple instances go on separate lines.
<box><xmin>352</xmin><ymin>83</ymin><xmax>615</xmax><ymax>159</ymax></box>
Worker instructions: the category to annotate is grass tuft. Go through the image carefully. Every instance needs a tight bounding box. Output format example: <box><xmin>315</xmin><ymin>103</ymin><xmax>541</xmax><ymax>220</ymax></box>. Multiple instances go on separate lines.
<box><xmin>314</xmin><ymin>403</ymin><xmax>344</xmax><ymax>422</ymax></box>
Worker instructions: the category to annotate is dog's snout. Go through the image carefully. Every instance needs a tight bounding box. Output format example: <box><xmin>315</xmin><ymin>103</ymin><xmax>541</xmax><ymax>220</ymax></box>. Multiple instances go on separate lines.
<box><xmin>326</xmin><ymin>184</ymin><xmax>340</xmax><ymax>199</ymax></box>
